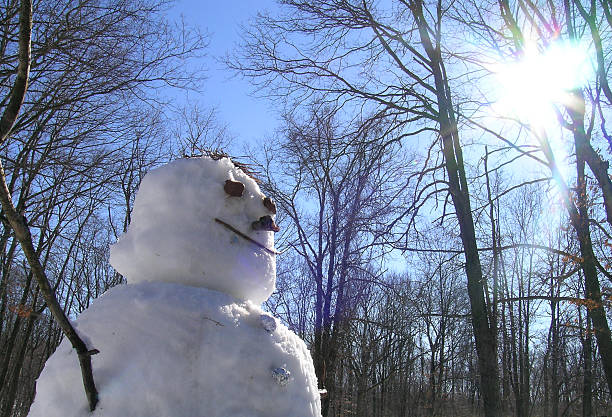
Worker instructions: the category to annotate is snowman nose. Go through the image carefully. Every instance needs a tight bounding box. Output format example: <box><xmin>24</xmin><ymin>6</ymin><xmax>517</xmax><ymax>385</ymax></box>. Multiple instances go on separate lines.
<box><xmin>252</xmin><ymin>215</ymin><xmax>280</xmax><ymax>232</ymax></box>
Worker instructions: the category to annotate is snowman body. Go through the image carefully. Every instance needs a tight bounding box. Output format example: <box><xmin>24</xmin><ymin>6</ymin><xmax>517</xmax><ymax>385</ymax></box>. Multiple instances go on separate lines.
<box><xmin>28</xmin><ymin>157</ymin><xmax>321</xmax><ymax>417</ymax></box>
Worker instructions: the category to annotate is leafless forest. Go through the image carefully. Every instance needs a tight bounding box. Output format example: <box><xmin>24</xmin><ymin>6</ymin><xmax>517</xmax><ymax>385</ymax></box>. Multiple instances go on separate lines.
<box><xmin>0</xmin><ymin>0</ymin><xmax>611</xmax><ymax>416</ymax></box>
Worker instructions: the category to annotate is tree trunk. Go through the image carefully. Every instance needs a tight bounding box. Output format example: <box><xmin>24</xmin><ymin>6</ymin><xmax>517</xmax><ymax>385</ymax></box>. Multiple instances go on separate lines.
<box><xmin>569</xmin><ymin>91</ymin><xmax>612</xmax><ymax>396</ymax></box>
<box><xmin>0</xmin><ymin>289</ymin><xmax>38</xmax><ymax>417</ymax></box>
<box><xmin>0</xmin><ymin>0</ymin><xmax>99</xmax><ymax>410</ymax></box>
<box><xmin>0</xmin><ymin>271</ymin><xmax>33</xmax><ymax>392</ymax></box>
<box><xmin>411</xmin><ymin>2</ymin><xmax>501</xmax><ymax>415</ymax></box>
<box><xmin>583</xmin><ymin>313</ymin><xmax>593</xmax><ymax>417</ymax></box>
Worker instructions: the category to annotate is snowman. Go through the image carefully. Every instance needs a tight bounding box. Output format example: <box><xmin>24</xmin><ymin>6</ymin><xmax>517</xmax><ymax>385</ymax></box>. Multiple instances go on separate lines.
<box><xmin>28</xmin><ymin>155</ymin><xmax>322</xmax><ymax>417</ymax></box>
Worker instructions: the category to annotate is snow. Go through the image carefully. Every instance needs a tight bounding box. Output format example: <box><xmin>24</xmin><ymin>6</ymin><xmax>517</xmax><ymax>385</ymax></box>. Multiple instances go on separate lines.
<box><xmin>28</xmin><ymin>283</ymin><xmax>321</xmax><ymax>417</ymax></box>
<box><xmin>109</xmin><ymin>156</ymin><xmax>276</xmax><ymax>304</ymax></box>
<box><xmin>28</xmin><ymin>156</ymin><xmax>321</xmax><ymax>417</ymax></box>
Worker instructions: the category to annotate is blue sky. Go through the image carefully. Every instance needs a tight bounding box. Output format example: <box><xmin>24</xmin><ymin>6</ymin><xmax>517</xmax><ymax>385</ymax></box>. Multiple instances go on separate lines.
<box><xmin>169</xmin><ymin>0</ymin><xmax>280</xmax><ymax>152</ymax></box>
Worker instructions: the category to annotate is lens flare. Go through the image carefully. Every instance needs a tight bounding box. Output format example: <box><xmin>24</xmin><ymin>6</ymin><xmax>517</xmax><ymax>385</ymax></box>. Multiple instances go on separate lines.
<box><xmin>490</xmin><ymin>41</ymin><xmax>592</xmax><ymax>129</ymax></box>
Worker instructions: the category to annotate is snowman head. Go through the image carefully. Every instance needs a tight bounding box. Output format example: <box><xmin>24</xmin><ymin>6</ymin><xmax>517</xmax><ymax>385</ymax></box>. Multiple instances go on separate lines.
<box><xmin>109</xmin><ymin>156</ymin><xmax>278</xmax><ymax>304</ymax></box>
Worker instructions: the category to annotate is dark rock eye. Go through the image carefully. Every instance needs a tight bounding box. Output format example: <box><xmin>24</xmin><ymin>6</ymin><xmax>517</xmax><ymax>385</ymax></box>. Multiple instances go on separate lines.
<box><xmin>252</xmin><ymin>215</ymin><xmax>280</xmax><ymax>232</ymax></box>
<box><xmin>224</xmin><ymin>180</ymin><xmax>244</xmax><ymax>197</ymax></box>
<box><xmin>263</xmin><ymin>197</ymin><xmax>276</xmax><ymax>214</ymax></box>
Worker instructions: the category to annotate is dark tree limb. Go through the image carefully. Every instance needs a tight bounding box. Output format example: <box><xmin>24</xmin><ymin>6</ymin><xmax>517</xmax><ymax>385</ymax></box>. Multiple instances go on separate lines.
<box><xmin>0</xmin><ymin>0</ymin><xmax>99</xmax><ymax>411</ymax></box>
<box><xmin>0</xmin><ymin>5</ymin><xmax>29</xmax><ymax>143</ymax></box>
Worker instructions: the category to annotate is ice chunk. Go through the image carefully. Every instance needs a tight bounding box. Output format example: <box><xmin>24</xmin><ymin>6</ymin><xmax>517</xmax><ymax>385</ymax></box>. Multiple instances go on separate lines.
<box><xmin>260</xmin><ymin>314</ymin><xmax>277</xmax><ymax>333</ymax></box>
<box><xmin>271</xmin><ymin>367</ymin><xmax>291</xmax><ymax>386</ymax></box>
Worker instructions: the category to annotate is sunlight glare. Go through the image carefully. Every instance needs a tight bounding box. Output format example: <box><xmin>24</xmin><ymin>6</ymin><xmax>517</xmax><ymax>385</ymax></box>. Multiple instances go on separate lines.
<box><xmin>491</xmin><ymin>41</ymin><xmax>591</xmax><ymax>129</ymax></box>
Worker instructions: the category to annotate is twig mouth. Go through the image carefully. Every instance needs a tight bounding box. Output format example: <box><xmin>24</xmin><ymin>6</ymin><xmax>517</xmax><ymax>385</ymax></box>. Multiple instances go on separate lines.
<box><xmin>214</xmin><ymin>218</ymin><xmax>280</xmax><ymax>256</ymax></box>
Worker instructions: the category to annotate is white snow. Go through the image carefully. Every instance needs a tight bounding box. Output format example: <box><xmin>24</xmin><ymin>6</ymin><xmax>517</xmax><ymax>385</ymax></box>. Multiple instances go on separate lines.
<box><xmin>28</xmin><ymin>156</ymin><xmax>321</xmax><ymax>417</ymax></box>
<box><xmin>110</xmin><ymin>156</ymin><xmax>276</xmax><ymax>304</ymax></box>
<box><xmin>28</xmin><ymin>283</ymin><xmax>321</xmax><ymax>417</ymax></box>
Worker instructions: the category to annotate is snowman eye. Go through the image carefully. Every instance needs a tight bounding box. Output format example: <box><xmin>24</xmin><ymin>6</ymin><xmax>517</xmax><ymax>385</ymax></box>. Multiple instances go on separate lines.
<box><xmin>224</xmin><ymin>180</ymin><xmax>245</xmax><ymax>197</ymax></box>
<box><xmin>263</xmin><ymin>197</ymin><xmax>276</xmax><ymax>214</ymax></box>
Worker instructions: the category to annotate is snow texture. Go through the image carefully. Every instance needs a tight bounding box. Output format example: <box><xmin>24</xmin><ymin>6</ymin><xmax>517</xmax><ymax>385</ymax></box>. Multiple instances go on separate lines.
<box><xmin>110</xmin><ymin>157</ymin><xmax>276</xmax><ymax>304</ymax></box>
<box><xmin>28</xmin><ymin>283</ymin><xmax>321</xmax><ymax>417</ymax></box>
<box><xmin>28</xmin><ymin>157</ymin><xmax>321</xmax><ymax>417</ymax></box>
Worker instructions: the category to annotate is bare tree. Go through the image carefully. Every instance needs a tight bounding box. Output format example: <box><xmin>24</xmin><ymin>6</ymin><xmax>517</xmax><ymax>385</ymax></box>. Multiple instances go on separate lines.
<box><xmin>0</xmin><ymin>0</ymin><xmax>100</xmax><ymax>411</ymax></box>
<box><xmin>233</xmin><ymin>2</ymin><xmax>503</xmax><ymax>414</ymax></box>
<box><xmin>0</xmin><ymin>0</ymin><xmax>209</xmax><ymax>414</ymax></box>
<box><xmin>484</xmin><ymin>0</ymin><xmax>612</xmax><ymax>397</ymax></box>
<box><xmin>258</xmin><ymin>103</ymin><xmax>408</xmax><ymax>415</ymax></box>
<box><xmin>171</xmin><ymin>103</ymin><xmax>232</xmax><ymax>158</ymax></box>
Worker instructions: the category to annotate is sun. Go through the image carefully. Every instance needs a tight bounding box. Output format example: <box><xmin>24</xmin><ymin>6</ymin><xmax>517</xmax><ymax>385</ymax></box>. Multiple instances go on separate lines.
<box><xmin>491</xmin><ymin>41</ymin><xmax>592</xmax><ymax>130</ymax></box>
